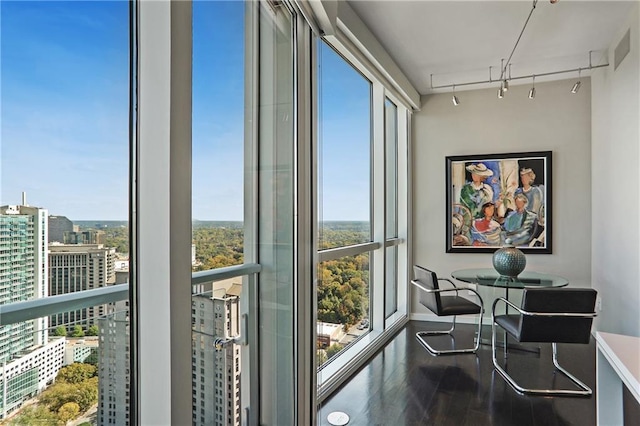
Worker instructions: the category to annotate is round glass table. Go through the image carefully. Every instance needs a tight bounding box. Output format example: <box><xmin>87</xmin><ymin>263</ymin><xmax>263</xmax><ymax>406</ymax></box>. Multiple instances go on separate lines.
<box><xmin>451</xmin><ymin>268</ymin><xmax>569</xmax><ymax>289</ymax></box>
<box><xmin>451</xmin><ymin>268</ymin><xmax>569</xmax><ymax>352</ymax></box>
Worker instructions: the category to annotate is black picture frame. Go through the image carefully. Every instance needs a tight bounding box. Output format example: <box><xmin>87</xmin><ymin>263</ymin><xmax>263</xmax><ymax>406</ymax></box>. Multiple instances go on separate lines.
<box><xmin>446</xmin><ymin>151</ymin><xmax>552</xmax><ymax>254</ymax></box>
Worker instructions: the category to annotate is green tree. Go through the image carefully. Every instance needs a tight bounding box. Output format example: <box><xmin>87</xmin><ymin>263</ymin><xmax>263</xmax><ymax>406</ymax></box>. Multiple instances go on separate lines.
<box><xmin>7</xmin><ymin>405</ymin><xmax>59</xmax><ymax>425</ymax></box>
<box><xmin>54</xmin><ymin>326</ymin><xmax>68</xmax><ymax>337</ymax></box>
<box><xmin>86</xmin><ymin>325</ymin><xmax>99</xmax><ymax>336</ymax></box>
<box><xmin>326</xmin><ymin>343</ymin><xmax>343</xmax><ymax>360</ymax></box>
<box><xmin>84</xmin><ymin>351</ymin><xmax>98</xmax><ymax>365</ymax></box>
<box><xmin>75</xmin><ymin>377</ymin><xmax>99</xmax><ymax>411</ymax></box>
<box><xmin>71</xmin><ymin>325</ymin><xmax>84</xmax><ymax>337</ymax></box>
<box><xmin>40</xmin><ymin>378</ymin><xmax>98</xmax><ymax>413</ymax></box>
<box><xmin>57</xmin><ymin>363</ymin><xmax>97</xmax><ymax>384</ymax></box>
<box><xmin>316</xmin><ymin>349</ymin><xmax>328</xmax><ymax>365</ymax></box>
<box><xmin>58</xmin><ymin>402</ymin><xmax>80</xmax><ymax>423</ymax></box>
<box><xmin>192</xmin><ymin>227</ymin><xmax>244</xmax><ymax>271</ymax></box>
<box><xmin>40</xmin><ymin>382</ymin><xmax>77</xmax><ymax>413</ymax></box>
<box><xmin>103</xmin><ymin>226</ymin><xmax>129</xmax><ymax>254</ymax></box>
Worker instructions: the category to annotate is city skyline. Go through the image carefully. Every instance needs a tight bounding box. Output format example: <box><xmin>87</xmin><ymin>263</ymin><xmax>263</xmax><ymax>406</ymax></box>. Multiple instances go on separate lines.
<box><xmin>1</xmin><ymin>1</ymin><xmax>371</xmax><ymax>221</ymax></box>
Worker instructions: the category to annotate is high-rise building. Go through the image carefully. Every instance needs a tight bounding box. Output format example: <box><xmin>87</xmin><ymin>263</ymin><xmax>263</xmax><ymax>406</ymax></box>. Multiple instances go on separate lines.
<box><xmin>49</xmin><ymin>244</ymin><xmax>116</xmax><ymax>333</ymax></box>
<box><xmin>97</xmin><ymin>300</ymin><xmax>130</xmax><ymax>426</ymax></box>
<box><xmin>48</xmin><ymin>215</ymin><xmax>73</xmax><ymax>243</ymax></box>
<box><xmin>63</xmin><ymin>229</ymin><xmax>105</xmax><ymax>245</ymax></box>
<box><xmin>192</xmin><ymin>278</ymin><xmax>241</xmax><ymax>426</ymax></box>
<box><xmin>0</xmin><ymin>203</ymin><xmax>63</xmax><ymax>419</ymax></box>
<box><xmin>0</xmin><ymin>204</ymin><xmax>49</xmax><ymax>352</ymax></box>
<box><xmin>94</xmin><ymin>278</ymin><xmax>242</xmax><ymax>426</ymax></box>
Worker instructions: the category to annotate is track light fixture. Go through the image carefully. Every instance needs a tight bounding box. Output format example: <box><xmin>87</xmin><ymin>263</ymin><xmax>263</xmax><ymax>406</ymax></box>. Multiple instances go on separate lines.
<box><xmin>452</xmin><ymin>85</ymin><xmax>460</xmax><ymax>106</ymax></box>
<box><xmin>429</xmin><ymin>1</ymin><xmax>609</xmax><ymax>99</ymax></box>
<box><xmin>529</xmin><ymin>75</ymin><xmax>536</xmax><ymax>99</ymax></box>
<box><xmin>571</xmin><ymin>68</ymin><xmax>582</xmax><ymax>93</ymax></box>
<box><xmin>503</xmin><ymin>64</ymin><xmax>511</xmax><ymax>91</ymax></box>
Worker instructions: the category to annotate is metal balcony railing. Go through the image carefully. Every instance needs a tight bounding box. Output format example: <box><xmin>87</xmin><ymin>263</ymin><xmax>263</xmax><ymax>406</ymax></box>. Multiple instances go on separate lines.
<box><xmin>0</xmin><ymin>263</ymin><xmax>261</xmax><ymax>326</ymax></box>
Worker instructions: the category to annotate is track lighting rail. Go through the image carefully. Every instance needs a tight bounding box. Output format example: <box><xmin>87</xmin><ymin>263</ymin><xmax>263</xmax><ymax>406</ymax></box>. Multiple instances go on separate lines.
<box><xmin>430</xmin><ymin>61</ymin><xmax>608</xmax><ymax>91</ymax></box>
<box><xmin>431</xmin><ymin>0</ymin><xmax>609</xmax><ymax>94</ymax></box>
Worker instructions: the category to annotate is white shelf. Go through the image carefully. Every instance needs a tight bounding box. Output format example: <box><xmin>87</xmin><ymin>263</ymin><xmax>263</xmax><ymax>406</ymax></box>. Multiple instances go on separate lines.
<box><xmin>595</xmin><ymin>331</ymin><xmax>640</xmax><ymax>425</ymax></box>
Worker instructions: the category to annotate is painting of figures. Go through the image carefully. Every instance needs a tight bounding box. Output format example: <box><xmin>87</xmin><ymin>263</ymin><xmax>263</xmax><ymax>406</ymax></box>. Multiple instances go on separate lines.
<box><xmin>446</xmin><ymin>151</ymin><xmax>552</xmax><ymax>253</ymax></box>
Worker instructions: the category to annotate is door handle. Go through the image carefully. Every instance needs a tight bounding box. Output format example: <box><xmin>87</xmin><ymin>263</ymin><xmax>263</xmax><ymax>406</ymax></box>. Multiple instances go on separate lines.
<box><xmin>213</xmin><ymin>313</ymin><xmax>248</xmax><ymax>350</ymax></box>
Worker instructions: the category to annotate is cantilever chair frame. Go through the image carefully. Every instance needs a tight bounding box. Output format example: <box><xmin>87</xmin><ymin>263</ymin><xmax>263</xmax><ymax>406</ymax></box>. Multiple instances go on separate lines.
<box><xmin>491</xmin><ymin>297</ymin><xmax>597</xmax><ymax>397</ymax></box>
<box><xmin>411</xmin><ymin>277</ymin><xmax>484</xmax><ymax>355</ymax></box>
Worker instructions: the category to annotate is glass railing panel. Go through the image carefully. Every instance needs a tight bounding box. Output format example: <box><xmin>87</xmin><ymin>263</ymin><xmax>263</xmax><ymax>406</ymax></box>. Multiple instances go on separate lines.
<box><xmin>0</xmin><ymin>302</ymin><xmax>130</xmax><ymax>425</ymax></box>
<box><xmin>191</xmin><ymin>281</ymin><xmax>242</xmax><ymax>426</ymax></box>
<box><xmin>384</xmin><ymin>245</ymin><xmax>398</xmax><ymax>319</ymax></box>
<box><xmin>0</xmin><ymin>262</ymin><xmax>257</xmax><ymax>426</ymax></box>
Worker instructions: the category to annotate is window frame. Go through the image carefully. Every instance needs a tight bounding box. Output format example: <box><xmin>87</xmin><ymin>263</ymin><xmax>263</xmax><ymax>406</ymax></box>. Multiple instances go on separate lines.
<box><xmin>314</xmin><ymin>37</ymin><xmax>411</xmax><ymax>399</ymax></box>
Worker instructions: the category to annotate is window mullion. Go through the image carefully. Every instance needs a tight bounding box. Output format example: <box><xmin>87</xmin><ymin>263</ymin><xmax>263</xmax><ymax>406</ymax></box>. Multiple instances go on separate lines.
<box><xmin>397</xmin><ymin>108</ymin><xmax>410</xmax><ymax>317</ymax></box>
<box><xmin>371</xmin><ymin>81</ymin><xmax>386</xmax><ymax>332</ymax></box>
<box><xmin>136</xmin><ymin>1</ymin><xmax>192</xmax><ymax>424</ymax></box>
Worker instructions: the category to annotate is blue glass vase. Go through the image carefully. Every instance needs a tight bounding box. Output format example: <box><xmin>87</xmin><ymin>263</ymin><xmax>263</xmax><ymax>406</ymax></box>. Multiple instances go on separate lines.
<box><xmin>492</xmin><ymin>238</ymin><xmax>526</xmax><ymax>278</ymax></box>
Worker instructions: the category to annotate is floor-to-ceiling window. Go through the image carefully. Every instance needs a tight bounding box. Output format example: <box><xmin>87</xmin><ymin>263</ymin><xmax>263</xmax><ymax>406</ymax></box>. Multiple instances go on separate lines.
<box><xmin>253</xmin><ymin>1</ymin><xmax>297</xmax><ymax>422</ymax></box>
<box><xmin>315</xmin><ymin>37</ymin><xmax>410</xmax><ymax>396</ymax></box>
<box><xmin>3</xmin><ymin>0</ymin><xmax>414</xmax><ymax>424</ymax></box>
<box><xmin>191</xmin><ymin>2</ymin><xmax>247</xmax><ymax>425</ymax></box>
<box><xmin>317</xmin><ymin>42</ymin><xmax>373</xmax><ymax>367</ymax></box>
<box><xmin>1</xmin><ymin>1</ymin><xmax>131</xmax><ymax>423</ymax></box>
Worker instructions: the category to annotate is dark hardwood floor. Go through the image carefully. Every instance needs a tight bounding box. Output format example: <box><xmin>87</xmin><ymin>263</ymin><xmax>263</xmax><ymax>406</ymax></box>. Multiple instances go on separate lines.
<box><xmin>318</xmin><ymin>321</ymin><xmax>596</xmax><ymax>426</ymax></box>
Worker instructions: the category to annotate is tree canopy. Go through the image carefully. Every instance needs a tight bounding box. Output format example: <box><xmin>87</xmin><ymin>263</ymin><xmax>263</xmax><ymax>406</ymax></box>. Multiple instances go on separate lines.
<box><xmin>71</xmin><ymin>325</ymin><xmax>84</xmax><ymax>337</ymax></box>
<box><xmin>56</xmin><ymin>363</ymin><xmax>97</xmax><ymax>384</ymax></box>
<box><xmin>10</xmin><ymin>363</ymin><xmax>99</xmax><ymax>424</ymax></box>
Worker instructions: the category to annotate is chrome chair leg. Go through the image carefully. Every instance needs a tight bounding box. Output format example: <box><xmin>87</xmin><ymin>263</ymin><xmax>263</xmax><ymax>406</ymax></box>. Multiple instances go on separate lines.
<box><xmin>491</xmin><ymin>323</ymin><xmax>593</xmax><ymax>396</ymax></box>
<box><xmin>417</xmin><ymin>314</ymin><xmax>483</xmax><ymax>356</ymax></box>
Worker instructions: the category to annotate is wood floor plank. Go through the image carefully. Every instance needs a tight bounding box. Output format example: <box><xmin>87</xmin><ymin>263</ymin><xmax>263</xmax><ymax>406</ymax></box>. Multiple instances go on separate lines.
<box><xmin>319</xmin><ymin>321</ymin><xmax>596</xmax><ymax>425</ymax></box>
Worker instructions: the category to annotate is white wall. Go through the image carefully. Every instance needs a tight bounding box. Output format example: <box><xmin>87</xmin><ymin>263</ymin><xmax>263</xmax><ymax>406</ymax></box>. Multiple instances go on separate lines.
<box><xmin>591</xmin><ymin>3</ymin><xmax>640</xmax><ymax>337</ymax></box>
<box><xmin>411</xmin><ymin>79</ymin><xmax>592</xmax><ymax>317</ymax></box>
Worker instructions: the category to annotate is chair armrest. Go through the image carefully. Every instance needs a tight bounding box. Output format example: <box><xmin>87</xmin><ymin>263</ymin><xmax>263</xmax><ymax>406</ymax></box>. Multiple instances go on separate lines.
<box><xmin>411</xmin><ymin>279</ymin><xmax>457</xmax><ymax>295</ymax></box>
<box><xmin>491</xmin><ymin>297</ymin><xmax>597</xmax><ymax>321</ymax></box>
<box><xmin>491</xmin><ymin>297</ymin><xmax>521</xmax><ymax>321</ymax></box>
<box><xmin>411</xmin><ymin>280</ymin><xmax>484</xmax><ymax>312</ymax></box>
<box><xmin>437</xmin><ymin>277</ymin><xmax>458</xmax><ymax>289</ymax></box>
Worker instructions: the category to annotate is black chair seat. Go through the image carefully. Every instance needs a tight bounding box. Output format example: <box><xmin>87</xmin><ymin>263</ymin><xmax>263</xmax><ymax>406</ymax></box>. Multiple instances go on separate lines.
<box><xmin>439</xmin><ymin>296</ymin><xmax>482</xmax><ymax>316</ymax></box>
<box><xmin>412</xmin><ymin>265</ymin><xmax>484</xmax><ymax>355</ymax></box>
<box><xmin>491</xmin><ymin>288</ymin><xmax>597</xmax><ymax>396</ymax></box>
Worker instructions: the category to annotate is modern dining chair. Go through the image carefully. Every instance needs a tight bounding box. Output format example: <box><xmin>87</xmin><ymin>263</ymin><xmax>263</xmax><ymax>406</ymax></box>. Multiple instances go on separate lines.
<box><xmin>491</xmin><ymin>287</ymin><xmax>597</xmax><ymax>396</ymax></box>
<box><xmin>411</xmin><ymin>265</ymin><xmax>484</xmax><ymax>355</ymax></box>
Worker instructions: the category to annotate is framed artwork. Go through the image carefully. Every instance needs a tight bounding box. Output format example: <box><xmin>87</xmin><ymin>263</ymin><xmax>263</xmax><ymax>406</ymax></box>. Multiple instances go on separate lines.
<box><xmin>446</xmin><ymin>151</ymin><xmax>552</xmax><ymax>253</ymax></box>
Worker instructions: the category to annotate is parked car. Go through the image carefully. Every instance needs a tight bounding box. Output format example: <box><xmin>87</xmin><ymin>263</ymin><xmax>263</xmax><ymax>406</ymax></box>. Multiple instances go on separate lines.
<box><xmin>357</xmin><ymin>319</ymin><xmax>369</xmax><ymax>330</ymax></box>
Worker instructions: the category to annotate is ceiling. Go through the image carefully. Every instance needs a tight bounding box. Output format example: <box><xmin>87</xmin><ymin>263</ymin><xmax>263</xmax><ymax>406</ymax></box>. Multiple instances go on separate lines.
<box><xmin>348</xmin><ymin>0</ymin><xmax>636</xmax><ymax>94</ymax></box>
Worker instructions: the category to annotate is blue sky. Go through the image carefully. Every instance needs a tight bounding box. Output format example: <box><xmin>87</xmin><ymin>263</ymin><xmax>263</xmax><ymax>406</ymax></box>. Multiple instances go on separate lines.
<box><xmin>1</xmin><ymin>0</ymin><xmax>370</xmax><ymax>221</ymax></box>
